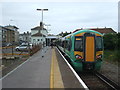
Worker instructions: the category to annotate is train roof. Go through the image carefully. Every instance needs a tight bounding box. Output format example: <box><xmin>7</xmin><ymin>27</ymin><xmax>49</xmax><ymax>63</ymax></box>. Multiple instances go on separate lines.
<box><xmin>72</xmin><ymin>29</ymin><xmax>103</xmax><ymax>36</ymax></box>
<box><xmin>59</xmin><ymin>29</ymin><xmax>103</xmax><ymax>40</ymax></box>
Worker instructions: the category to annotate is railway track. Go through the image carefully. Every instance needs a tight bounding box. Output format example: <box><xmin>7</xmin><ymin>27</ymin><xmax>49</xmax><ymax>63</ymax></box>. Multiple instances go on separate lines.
<box><xmin>57</xmin><ymin>47</ymin><xmax>120</xmax><ymax>90</ymax></box>
<box><xmin>79</xmin><ymin>71</ymin><xmax>119</xmax><ymax>90</ymax></box>
<box><xmin>95</xmin><ymin>72</ymin><xmax>119</xmax><ymax>90</ymax></box>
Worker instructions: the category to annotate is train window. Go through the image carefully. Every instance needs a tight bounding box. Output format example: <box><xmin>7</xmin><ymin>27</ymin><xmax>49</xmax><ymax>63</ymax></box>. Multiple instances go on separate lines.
<box><xmin>68</xmin><ymin>39</ymin><xmax>72</xmax><ymax>51</ymax></box>
<box><xmin>64</xmin><ymin>40</ymin><xmax>70</xmax><ymax>51</ymax></box>
<box><xmin>62</xmin><ymin>41</ymin><xmax>65</xmax><ymax>48</ymax></box>
<box><xmin>65</xmin><ymin>40</ymin><xmax>68</xmax><ymax>49</ymax></box>
<box><xmin>74</xmin><ymin>37</ymin><xmax>83</xmax><ymax>51</ymax></box>
<box><xmin>96</xmin><ymin>37</ymin><xmax>103</xmax><ymax>51</ymax></box>
<box><xmin>62</xmin><ymin>42</ymin><xmax>63</xmax><ymax>47</ymax></box>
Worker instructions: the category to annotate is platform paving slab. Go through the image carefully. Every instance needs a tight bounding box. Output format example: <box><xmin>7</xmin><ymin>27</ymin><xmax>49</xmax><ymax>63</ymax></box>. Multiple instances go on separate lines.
<box><xmin>2</xmin><ymin>47</ymin><xmax>85</xmax><ymax>89</ymax></box>
<box><xmin>2</xmin><ymin>47</ymin><xmax>51</xmax><ymax>88</ymax></box>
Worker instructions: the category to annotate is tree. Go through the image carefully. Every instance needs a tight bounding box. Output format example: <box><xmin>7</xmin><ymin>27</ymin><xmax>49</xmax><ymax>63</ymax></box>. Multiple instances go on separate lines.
<box><xmin>58</xmin><ymin>31</ymin><xmax>71</xmax><ymax>37</ymax></box>
<box><xmin>116</xmin><ymin>33</ymin><xmax>120</xmax><ymax>50</ymax></box>
<box><xmin>103</xmin><ymin>33</ymin><xmax>117</xmax><ymax>50</ymax></box>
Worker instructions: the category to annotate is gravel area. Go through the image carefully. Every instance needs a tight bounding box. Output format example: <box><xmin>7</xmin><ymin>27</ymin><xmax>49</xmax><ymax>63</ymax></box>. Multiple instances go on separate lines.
<box><xmin>99</xmin><ymin>61</ymin><xmax>119</xmax><ymax>85</ymax></box>
<box><xmin>2</xmin><ymin>56</ymin><xmax>29</xmax><ymax>77</ymax></box>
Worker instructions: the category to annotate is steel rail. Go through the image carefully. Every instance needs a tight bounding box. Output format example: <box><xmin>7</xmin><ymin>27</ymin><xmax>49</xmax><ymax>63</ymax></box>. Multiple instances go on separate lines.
<box><xmin>95</xmin><ymin>72</ymin><xmax>120</xmax><ymax>90</ymax></box>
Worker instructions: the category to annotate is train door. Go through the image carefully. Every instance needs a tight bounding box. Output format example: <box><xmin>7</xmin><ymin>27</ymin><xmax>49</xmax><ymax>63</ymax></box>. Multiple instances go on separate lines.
<box><xmin>84</xmin><ymin>34</ymin><xmax>95</xmax><ymax>62</ymax></box>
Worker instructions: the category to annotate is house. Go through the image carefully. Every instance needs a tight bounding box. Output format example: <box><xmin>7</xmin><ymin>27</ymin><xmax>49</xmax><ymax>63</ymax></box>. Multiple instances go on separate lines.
<box><xmin>73</xmin><ymin>27</ymin><xmax>116</xmax><ymax>35</ymax></box>
<box><xmin>19</xmin><ymin>31</ymin><xmax>31</xmax><ymax>44</ymax></box>
<box><xmin>31</xmin><ymin>22</ymin><xmax>48</xmax><ymax>45</ymax></box>
<box><xmin>89</xmin><ymin>27</ymin><xmax>116</xmax><ymax>34</ymax></box>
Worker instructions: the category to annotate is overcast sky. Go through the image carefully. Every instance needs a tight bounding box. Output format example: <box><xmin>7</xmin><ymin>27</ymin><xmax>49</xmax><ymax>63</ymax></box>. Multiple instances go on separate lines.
<box><xmin>1</xmin><ymin>1</ymin><xmax>118</xmax><ymax>34</ymax></box>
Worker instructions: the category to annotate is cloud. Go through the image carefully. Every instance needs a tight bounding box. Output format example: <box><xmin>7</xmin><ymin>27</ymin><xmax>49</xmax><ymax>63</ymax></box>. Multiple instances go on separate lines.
<box><xmin>1</xmin><ymin>2</ymin><xmax>118</xmax><ymax>34</ymax></box>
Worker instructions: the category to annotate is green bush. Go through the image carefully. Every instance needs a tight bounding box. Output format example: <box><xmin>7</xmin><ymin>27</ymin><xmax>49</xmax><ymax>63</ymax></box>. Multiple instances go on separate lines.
<box><xmin>103</xmin><ymin>33</ymin><xmax>120</xmax><ymax>64</ymax></box>
<box><xmin>117</xmin><ymin>33</ymin><xmax>120</xmax><ymax>50</ymax></box>
<box><xmin>103</xmin><ymin>33</ymin><xmax>118</xmax><ymax>50</ymax></box>
<box><xmin>104</xmin><ymin>50</ymin><xmax>119</xmax><ymax>64</ymax></box>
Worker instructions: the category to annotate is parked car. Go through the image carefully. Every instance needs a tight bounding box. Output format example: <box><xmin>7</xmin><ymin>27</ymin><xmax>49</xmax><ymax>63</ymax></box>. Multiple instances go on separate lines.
<box><xmin>15</xmin><ymin>44</ymin><xmax>32</xmax><ymax>51</ymax></box>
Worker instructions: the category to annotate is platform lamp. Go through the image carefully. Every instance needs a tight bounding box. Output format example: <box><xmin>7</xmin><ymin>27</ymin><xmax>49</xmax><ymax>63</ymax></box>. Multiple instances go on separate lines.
<box><xmin>36</xmin><ymin>9</ymin><xmax>48</xmax><ymax>57</ymax></box>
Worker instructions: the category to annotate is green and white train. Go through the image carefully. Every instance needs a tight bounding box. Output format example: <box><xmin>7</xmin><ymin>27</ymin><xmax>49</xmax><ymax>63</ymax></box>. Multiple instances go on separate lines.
<box><xmin>57</xmin><ymin>29</ymin><xmax>104</xmax><ymax>72</ymax></box>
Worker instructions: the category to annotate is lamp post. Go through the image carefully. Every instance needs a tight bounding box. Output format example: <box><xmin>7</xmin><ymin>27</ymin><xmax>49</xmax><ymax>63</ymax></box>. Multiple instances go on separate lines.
<box><xmin>36</xmin><ymin>9</ymin><xmax>48</xmax><ymax>47</ymax></box>
<box><xmin>37</xmin><ymin>9</ymin><xmax>48</xmax><ymax>57</ymax></box>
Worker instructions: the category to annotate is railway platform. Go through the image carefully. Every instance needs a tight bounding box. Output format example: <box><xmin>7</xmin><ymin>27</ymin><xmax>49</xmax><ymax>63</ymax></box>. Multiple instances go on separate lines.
<box><xmin>2</xmin><ymin>47</ymin><xmax>87</xmax><ymax>89</ymax></box>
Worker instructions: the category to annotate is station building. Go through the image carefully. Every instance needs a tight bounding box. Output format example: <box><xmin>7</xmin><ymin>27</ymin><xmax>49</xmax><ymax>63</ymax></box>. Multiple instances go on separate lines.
<box><xmin>31</xmin><ymin>22</ymin><xmax>48</xmax><ymax>45</ymax></box>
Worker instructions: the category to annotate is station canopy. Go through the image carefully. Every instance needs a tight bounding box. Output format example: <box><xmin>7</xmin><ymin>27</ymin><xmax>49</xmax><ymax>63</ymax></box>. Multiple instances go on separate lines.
<box><xmin>46</xmin><ymin>36</ymin><xmax>58</xmax><ymax>39</ymax></box>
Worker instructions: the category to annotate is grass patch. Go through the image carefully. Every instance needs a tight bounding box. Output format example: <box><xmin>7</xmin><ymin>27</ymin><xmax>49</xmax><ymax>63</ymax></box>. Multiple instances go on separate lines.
<box><xmin>104</xmin><ymin>49</ymin><xmax>119</xmax><ymax>65</ymax></box>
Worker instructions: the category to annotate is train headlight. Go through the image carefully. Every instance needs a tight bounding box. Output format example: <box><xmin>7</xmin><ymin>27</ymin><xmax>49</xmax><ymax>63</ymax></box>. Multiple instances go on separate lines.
<box><xmin>75</xmin><ymin>55</ymin><xmax>82</xmax><ymax>59</ymax></box>
<box><xmin>96</xmin><ymin>54</ymin><xmax>102</xmax><ymax>59</ymax></box>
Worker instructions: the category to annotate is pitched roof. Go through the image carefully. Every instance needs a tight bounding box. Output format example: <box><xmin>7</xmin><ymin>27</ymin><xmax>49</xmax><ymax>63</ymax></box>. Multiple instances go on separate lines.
<box><xmin>31</xmin><ymin>33</ymin><xmax>46</xmax><ymax>37</ymax></box>
<box><xmin>73</xmin><ymin>28</ymin><xmax>116</xmax><ymax>34</ymax></box>
<box><xmin>31</xmin><ymin>26</ymin><xmax>46</xmax><ymax>30</ymax></box>
<box><xmin>5</xmin><ymin>25</ymin><xmax>19</xmax><ymax>29</ymax></box>
<box><xmin>2</xmin><ymin>26</ymin><xmax>13</xmax><ymax>31</ymax></box>
<box><xmin>90</xmin><ymin>28</ymin><xmax>116</xmax><ymax>34</ymax></box>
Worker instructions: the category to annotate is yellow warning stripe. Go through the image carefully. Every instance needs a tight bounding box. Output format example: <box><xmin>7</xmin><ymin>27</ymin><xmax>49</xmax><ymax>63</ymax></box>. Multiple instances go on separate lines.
<box><xmin>50</xmin><ymin>49</ymin><xmax>64</xmax><ymax>88</ymax></box>
<box><xmin>50</xmin><ymin>49</ymin><xmax>54</xmax><ymax>88</ymax></box>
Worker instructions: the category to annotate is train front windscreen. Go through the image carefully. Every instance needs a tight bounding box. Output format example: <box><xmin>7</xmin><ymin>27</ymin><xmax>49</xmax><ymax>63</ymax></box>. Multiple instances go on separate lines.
<box><xmin>96</xmin><ymin>36</ymin><xmax>103</xmax><ymax>51</ymax></box>
<box><xmin>74</xmin><ymin>37</ymin><xmax>83</xmax><ymax>51</ymax></box>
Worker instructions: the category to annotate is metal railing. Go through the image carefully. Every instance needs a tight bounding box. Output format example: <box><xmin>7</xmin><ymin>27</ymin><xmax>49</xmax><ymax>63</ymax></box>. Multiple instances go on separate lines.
<box><xmin>1</xmin><ymin>44</ymin><xmax>42</xmax><ymax>72</ymax></box>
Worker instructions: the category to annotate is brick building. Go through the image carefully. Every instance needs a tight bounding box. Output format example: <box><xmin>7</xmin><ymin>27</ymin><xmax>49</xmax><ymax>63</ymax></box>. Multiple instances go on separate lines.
<box><xmin>0</xmin><ymin>25</ymin><xmax>19</xmax><ymax>46</ymax></box>
<box><xmin>73</xmin><ymin>27</ymin><xmax>116</xmax><ymax>34</ymax></box>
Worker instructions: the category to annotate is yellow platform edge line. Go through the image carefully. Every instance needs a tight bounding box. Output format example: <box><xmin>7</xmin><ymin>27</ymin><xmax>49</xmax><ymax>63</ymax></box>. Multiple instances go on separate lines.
<box><xmin>50</xmin><ymin>48</ymin><xmax>64</xmax><ymax>89</ymax></box>
<box><xmin>53</xmin><ymin>49</ymin><xmax>64</xmax><ymax>88</ymax></box>
<box><xmin>50</xmin><ymin>49</ymin><xmax>54</xmax><ymax>88</ymax></box>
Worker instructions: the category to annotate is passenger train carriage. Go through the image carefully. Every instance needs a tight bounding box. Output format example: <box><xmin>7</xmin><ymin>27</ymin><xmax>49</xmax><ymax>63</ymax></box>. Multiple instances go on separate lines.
<box><xmin>57</xmin><ymin>30</ymin><xmax>103</xmax><ymax>72</ymax></box>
